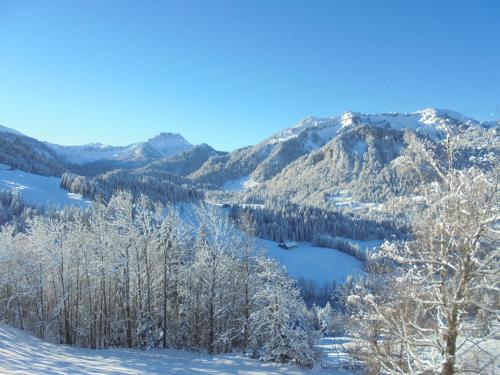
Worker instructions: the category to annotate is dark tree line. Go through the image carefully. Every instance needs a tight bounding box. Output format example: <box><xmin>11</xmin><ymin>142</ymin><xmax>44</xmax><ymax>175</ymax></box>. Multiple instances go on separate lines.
<box><xmin>228</xmin><ymin>200</ymin><xmax>407</xmax><ymax>245</ymax></box>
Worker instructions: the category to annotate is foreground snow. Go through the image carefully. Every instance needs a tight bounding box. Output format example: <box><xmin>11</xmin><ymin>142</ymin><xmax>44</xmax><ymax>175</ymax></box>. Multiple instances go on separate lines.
<box><xmin>0</xmin><ymin>164</ymin><xmax>90</xmax><ymax>208</ymax></box>
<box><xmin>0</xmin><ymin>324</ymin><xmax>353</xmax><ymax>375</ymax></box>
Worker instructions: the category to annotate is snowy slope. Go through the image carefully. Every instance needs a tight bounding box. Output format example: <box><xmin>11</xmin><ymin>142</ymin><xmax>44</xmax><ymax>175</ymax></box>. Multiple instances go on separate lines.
<box><xmin>258</xmin><ymin>239</ymin><xmax>363</xmax><ymax>284</ymax></box>
<box><xmin>0</xmin><ymin>324</ymin><xmax>353</xmax><ymax>375</ymax></box>
<box><xmin>0</xmin><ymin>164</ymin><xmax>90</xmax><ymax>208</ymax></box>
<box><xmin>48</xmin><ymin>143</ymin><xmax>127</xmax><ymax>164</ymax></box>
<box><xmin>221</xmin><ymin>175</ymin><xmax>260</xmax><ymax>192</ymax></box>
<box><xmin>176</xmin><ymin>203</ymin><xmax>363</xmax><ymax>285</ymax></box>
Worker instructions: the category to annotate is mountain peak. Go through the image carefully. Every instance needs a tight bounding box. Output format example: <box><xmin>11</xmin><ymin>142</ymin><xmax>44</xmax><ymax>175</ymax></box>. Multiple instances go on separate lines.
<box><xmin>413</xmin><ymin>108</ymin><xmax>473</xmax><ymax>125</ymax></box>
<box><xmin>145</xmin><ymin>132</ymin><xmax>193</xmax><ymax>157</ymax></box>
<box><xmin>149</xmin><ymin>132</ymin><xmax>187</xmax><ymax>142</ymax></box>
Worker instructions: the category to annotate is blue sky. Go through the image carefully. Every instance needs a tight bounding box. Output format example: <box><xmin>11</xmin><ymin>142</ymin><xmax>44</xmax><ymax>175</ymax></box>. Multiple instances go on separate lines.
<box><xmin>0</xmin><ymin>0</ymin><xmax>499</xmax><ymax>150</ymax></box>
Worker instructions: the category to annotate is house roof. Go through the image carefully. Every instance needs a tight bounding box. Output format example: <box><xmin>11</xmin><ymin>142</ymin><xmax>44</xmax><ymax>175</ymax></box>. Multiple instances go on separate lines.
<box><xmin>279</xmin><ymin>241</ymin><xmax>298</xmax><ymax>248</ymax></box>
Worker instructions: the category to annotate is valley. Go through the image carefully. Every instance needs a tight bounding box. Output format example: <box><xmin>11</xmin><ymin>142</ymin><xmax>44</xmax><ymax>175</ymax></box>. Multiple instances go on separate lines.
<box><xmin>2</xmin><ymin>2</ymin><xmax>498</xmax><ymax>372</ymax></box>
<box><xmin>0</xmin><ymin>109</ymin><xmax>497</xmax><ymax>374</ymax></box>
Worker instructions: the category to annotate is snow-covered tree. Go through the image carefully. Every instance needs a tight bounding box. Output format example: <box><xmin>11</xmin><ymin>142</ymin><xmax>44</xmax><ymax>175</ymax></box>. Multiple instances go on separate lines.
<box><xmin>0</xmin><ymin>193</ymin><xmax>320</xmax><ymax>366</ymax></box>
<box><xmin>250</xmin><ymin>256</ymin><xmax>317</xmax><ymax>367</ymax></box>
<box><xmin>317</xmin><ymin>302</ymin><xmax>336</xmax><ymax>336</ymax></box>
<box><xmin>346</xmin><ymin>161</ymin><xmax>499</xmax><ymax>373</ymax></box>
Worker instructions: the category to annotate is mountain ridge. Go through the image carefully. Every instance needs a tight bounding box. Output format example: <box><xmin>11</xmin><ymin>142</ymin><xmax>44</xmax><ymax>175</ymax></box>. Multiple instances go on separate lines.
<box><xmin>0</xmin><ymin>109</ymin><xmax>495</xmax><ymax>191</ymax></box>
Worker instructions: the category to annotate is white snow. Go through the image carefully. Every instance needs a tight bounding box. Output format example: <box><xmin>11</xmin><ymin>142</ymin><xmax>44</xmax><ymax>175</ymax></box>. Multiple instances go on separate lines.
<box><xmin>222</xmin><ymin>175</ymin><xmax>250</xmax><ymax>192</ymax></box>
<box><xmin>417</xmin><ymin>108</ymin><xmax>471</xmax><ymax>125</ymax></box>
<box><xmin>175</xmin><ymin>203</ymin><xmax>363</xmax><ymax>286</ymax></box>
<box><xmin>0</xmin><ymin>166</ymin><xmax>90</xmax><ymax>208</ymax></box>
<box><xmin>222</xmin><ymin>175</ymin><xmax>260</xmax><ymax>192</ymax></box>
<box><xmin>146</xmin><ymin>132</ymin><xmax>193</xmax><ymax>157</ymax></box>
<box><xmin>258</xmin><ymin>239</ymin><xmax>363</xmax><ymax>285</ymax></box>
<box><xmin>177</xmin><ymin>203</ymin><xmax>363</xmax><ymax>286</ymax></box>
<box><xmin>266</xmin><ymin>109</ymin><xmax>478</xmax><ymax>148</ymax></box>
<box><xmin>317</xmin><ymin>337</ymin><xmax>360</xmax><ymax>370</ymax></box>
<box><xmin>0</xmin><ymin>324</ymin><xmax>353</xmax><ymax>375</ymax></box>
<box><xmin>48</xmin><ymin>143</ymin><xmax>126</xmax><ymax>164</ymax></box>
<box><xmin>267</xmin><ymin>117</ymin><xmax>342</xmax><ymax>147</ymax></box>
<box><xmin>325</xmin><ymin>191</ymin><xmax>382</xmax><ymax>211</ymax></box>
<box><xmin>332</xmin><ymin>237</ymin><xmax>382</xmax><ymax>253</ymax></box>
<box><xmin>47</xmin><ymin>133</ymin><xmax>193</xmax><ymax>165</ymax></box>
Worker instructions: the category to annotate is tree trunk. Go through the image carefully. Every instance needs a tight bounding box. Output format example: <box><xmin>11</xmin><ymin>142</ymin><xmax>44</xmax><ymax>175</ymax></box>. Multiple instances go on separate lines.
<box><xmin>163</xmin><ymin>242</ymin><xmax>169</xmax><ymax>348</ymax></box>
<box><xmin>442</xmin><ymin>323</ymin><xmax>457</xmax><ymax>375</ymax></box>
<box><xmin>125</xmin><ymin>246</ymin><xmax>132</xmax><ymax>348</ymax></box>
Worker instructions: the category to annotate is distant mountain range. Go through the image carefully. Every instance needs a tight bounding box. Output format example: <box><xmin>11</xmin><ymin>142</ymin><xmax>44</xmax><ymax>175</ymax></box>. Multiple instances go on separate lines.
<box><xmin>188</xmin><ymin>109</ymin><xmax>496</xmax><ymax>187</ymax></box>
<box><xmin>47</xmin><ymin>132</ymin><xmax>193</xmax><ymax>165</ymax></box>
<box><xmin>0</xmin><ymin>109</ymin><xmax>497</xmax><ymax>209</ymax></box>
<box><xmin>0</xmin><ymin>126</ymin><xmax>194</xmax><ymax>176</ymax></box>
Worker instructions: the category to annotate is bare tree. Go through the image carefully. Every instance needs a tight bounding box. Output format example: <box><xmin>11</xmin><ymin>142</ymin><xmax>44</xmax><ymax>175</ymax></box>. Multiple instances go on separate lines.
<box><xmin>346</xmin><ymin>147</ymin><xmax>499</xmax><ymax>374</ymax></box>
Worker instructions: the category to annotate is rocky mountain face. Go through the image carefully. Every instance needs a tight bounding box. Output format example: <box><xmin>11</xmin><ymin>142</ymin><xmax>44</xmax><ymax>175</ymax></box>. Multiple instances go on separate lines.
<box><xmin>246</xmin><ymin>126</ymin><xmax>424</xmax><ymax>206</ymax></box>
<box><xmin>190</xmin><ymin>109</ymin><xmax>494</xmax><ymax>192</ymax></box>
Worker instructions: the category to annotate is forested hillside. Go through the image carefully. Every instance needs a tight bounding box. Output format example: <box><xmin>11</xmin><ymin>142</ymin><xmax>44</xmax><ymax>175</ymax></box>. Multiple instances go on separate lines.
<box><xmin>0</xmin><ymin>127</ymin><xmax>70</xmax><ymax>176</ymax></box>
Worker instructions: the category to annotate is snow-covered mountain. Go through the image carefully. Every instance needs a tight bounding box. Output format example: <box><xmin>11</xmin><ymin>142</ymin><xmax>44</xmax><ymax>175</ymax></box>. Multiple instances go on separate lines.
<box><xmin>47</xmin><ymin>132</ymin><xmax>193</xmax><ymax>166</ymax></box>
<box><xmin>1</xmin><ymin>109</ymin><xmax>495</xmax><ymax>209</ymax></box>
<box><xmin>145</xmin><ymin>132</ymin><xmax>193</xmax><ymax>158</ymax></box>
<box><xmin>0</xmin><ymin>124</ymin><xmax>196</xmax><ymax>177</ymax></box>
<box><xmin>266</xmin><ymin>108</ymin><xmax>479</xmax><ymax>147</ymax></box>
<box><xmin>248</xmin><ymin>124</ymin><xmax>423</xmax><ymax>206</ymax></box>
<box><xmin>232</xmin><ymin>109</ymin><xmax>497</xmax><ymax>209</ymax></box>
<box><xmin>190</xmin><ymin>108</ymin><xmax>490</xmax><ymax>188</ymax></box>
<box><xmin>47</xmin><ymin>143</ymin><xmax>127</xmax><ymax>165</ymax></box>
<box><xmin>0</xmin><ymin>125</ymin><xmax>69</xmax><ymax>176</ymax></box>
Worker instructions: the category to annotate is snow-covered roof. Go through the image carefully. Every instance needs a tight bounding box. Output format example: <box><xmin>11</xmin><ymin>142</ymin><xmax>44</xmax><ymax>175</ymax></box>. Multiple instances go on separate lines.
<box><xmin>279</xmin><ymin>241</ymin><xmax>298</xmax><ymax>249</ymax></box>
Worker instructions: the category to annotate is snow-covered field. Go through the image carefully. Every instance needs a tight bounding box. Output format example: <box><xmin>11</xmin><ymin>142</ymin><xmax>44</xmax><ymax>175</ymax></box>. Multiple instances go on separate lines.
<box><xmin>325</xmin><ymin>191</ymin><xmax>382</xmax><ymax>211</ymax></box>
<box><xmin>317</xmin><ymin>337</ymin><xmax>359</xmax><ymax>370</ymax></box>
<box><xmin>0</xmin><ymin>164</ymin><xmax>90</xmax><ymax>208</ymax></box>
<box><xmin>222</xmin><ymin>175</ymin><xmax>260</xmax><ymax>192</ymax></box>
<box><xmin>258</xmin><ymin>239</ymin><xmax>363</xmax><ymax>284</ymax></box>
<box><xmin>333</xmin><ymin>237</ymin><xmax>382</xmax><ymax>253</ymax></box>
<box><xmin>0</xmin><ymin>324</ymin><xmax>353</xmax><ymax>375</ymax></box>
<box><xmin>177</xmin><ymin>203</ymin><xmax>364</xmax><ymax>286</ymax></box>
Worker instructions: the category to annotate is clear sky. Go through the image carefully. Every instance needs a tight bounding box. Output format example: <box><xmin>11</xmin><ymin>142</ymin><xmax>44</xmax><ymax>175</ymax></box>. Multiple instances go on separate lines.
<box><xmin>0</xmin><ymin>0</ymin><xmax>499</xmax><ymax>150</ymax></box>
